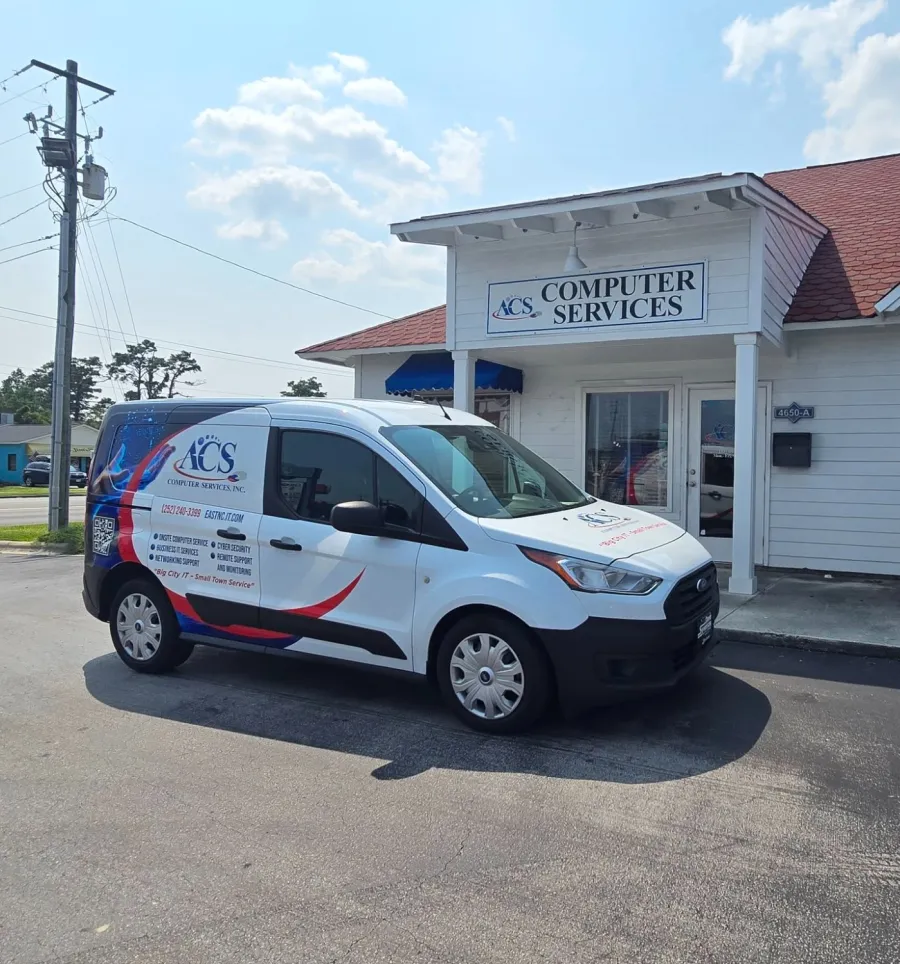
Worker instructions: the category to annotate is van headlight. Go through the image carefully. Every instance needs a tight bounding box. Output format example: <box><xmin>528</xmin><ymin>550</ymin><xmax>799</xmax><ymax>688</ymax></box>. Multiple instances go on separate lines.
<box><xmin>520</xmin><ymin>547</ymin><xmax>661</xmax><ymax>595</ymax></box>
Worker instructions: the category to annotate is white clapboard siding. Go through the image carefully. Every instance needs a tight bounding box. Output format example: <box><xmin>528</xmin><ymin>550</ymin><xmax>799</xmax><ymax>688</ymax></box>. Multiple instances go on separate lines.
<box><xmin>761</xmin><ymin>210</ymin><xmax>821</xmax><ymax>341</ymax></box>
<box><xmin>453</xmin><ymin>212</ymin><xmax>753</xmax><ymax>351</ymax></box>
<box><xmin>763</xmin><ymin>325</ymin><xmax>900</xmax><ymax>574</ymax></box>
<box><xmin>358</xmin><ymin>353</ymin><xmax>409</xmax><ymax>398</ymax></box>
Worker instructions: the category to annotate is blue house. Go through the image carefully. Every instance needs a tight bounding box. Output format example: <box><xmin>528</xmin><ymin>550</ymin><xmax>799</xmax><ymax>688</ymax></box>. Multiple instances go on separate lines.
<box><xmin>0</xmin><ymin>422</ymin><xmax>99</xmax><ymax>485</ymax></box>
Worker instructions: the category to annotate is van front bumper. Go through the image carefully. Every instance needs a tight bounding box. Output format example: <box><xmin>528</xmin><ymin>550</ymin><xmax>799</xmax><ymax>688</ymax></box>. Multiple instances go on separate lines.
<box><xmin>534</xmin><ymin>608</ymin><xmax>718</xmax><ymax>717</ymax></box>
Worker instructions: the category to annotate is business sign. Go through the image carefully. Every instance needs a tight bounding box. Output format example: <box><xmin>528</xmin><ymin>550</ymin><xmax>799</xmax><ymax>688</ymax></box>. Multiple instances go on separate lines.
<box><xmin>774</xmin><ymin>402</ymin><xmax>815</xmax><ymax>424</ymax></box>
<box><xmin>487</xmin><ymin>261</ymin><xmax>706</xmax><ymax>336</ymax></box>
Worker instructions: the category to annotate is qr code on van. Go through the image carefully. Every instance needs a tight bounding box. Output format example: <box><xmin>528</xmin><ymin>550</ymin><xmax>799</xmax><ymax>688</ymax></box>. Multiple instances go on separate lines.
<box><xmin>92</xmin><ymin>516</ymin><xmax>116</xmax><ymax>556</ymax></box>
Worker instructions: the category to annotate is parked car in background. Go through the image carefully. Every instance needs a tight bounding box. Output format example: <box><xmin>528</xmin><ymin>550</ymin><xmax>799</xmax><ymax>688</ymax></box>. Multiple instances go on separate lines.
<box><xmin>22</xmin><ymin>461</ymin><xmax>88</xmax><ymax>488</ymax></box>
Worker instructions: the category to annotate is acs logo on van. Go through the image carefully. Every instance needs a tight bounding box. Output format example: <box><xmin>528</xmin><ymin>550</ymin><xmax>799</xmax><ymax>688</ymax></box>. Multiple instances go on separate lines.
<box><xmin>173</xmin><ymin>435</ymin><xmax>242</xmax><ymax>483</ymax></box>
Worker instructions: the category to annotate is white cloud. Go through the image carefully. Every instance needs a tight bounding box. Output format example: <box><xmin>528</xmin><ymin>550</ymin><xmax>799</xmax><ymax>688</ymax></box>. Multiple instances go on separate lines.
<box><xmin>191</xmin><ymin>102</ymin><xmax>430</xmax><ymax>173</ymax></box>
<box><xmin>497</xmin><ymin>116</ymin><xmax>516</xmax><ymax>142</ymax></box>
<box><xmin>433</xmin><ymin>126</ymin><xmax>487</xmax><ymax>194</ymax></box>
<box><xmin>238</xmin><ymin>76</ymin><xmax>323</xmax><ymax>107</ymax></box>
<box><xmin>723</xmin><ymin>0</ymin><xmax>885</xmax><ymax>81</ymax></box>
<box><xmin>805</xmin><ymin>31</ymin><xmax>900</xmax><ymax>160</ymax></box>
<box><xmin>293</xmin><ymin>229</ymin><xmax>445</xmax><ymax>288</ymax></box>
<box><xmin>188</xmin><ymin>56</ymin><xmax>490</xmax><ymax>278</ymax></box>
<box><xmin>723</xmin><ymin>0</ymin><xmax>900</xmax><ymax>163</ymax></box>
<box><xmin>330</xmin><ymin>52</ymin><xmax>369</xmax><ymax>74</ymax></box>
<box><xmin>344</xmin><ymin>77</ymin><xmax>408</xmax><ymax>107</ymax></box>
<box><xmin>217</xmin><ymin>218</ymin><xmax>289</xmax><ymax>245</ymax></box>
<box><xmin>288</xmin><ymin>61</ymin><xmax>344</xmax><ymax>88</ymax></box>
<box><xmin>188</xmin><ymin>165</ymin><xmax>365</xmax><ymax>226</ymax></box>
<box><xmin>352</xmin><ymin>170</ymin><xmax>448</xmax><ymax>222</ymax></box>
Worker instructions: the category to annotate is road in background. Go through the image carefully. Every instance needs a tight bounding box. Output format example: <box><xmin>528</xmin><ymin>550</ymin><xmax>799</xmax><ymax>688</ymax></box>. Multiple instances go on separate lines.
<box><xmin>0</xmin><ymin>495</ymin><xmax>87</xmax><ymax>527</ymax></box>
<box><xmin>2</xmin><ymin>553</ymin><xmax>898</xmax><ymax>963</ymax></box>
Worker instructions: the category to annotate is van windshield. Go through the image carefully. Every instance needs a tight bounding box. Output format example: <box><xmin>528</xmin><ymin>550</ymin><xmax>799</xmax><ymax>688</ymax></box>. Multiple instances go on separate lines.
<box><xmin>382</xmin><ymin>424</ymin><xmax>593</xmax><ymax>519</ymax></box>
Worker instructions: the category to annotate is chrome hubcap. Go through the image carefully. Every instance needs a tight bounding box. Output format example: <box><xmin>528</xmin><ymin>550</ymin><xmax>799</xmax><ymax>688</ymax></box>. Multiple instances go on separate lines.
<box><xmin>117</xmin><ymin>593</ymin><xmax>162</xmax><ymax>662</ymax></box>
<box><xmin>450</xmin><ymin>632</ymin><xmax>525</xmax><ymax>720</ymax></box>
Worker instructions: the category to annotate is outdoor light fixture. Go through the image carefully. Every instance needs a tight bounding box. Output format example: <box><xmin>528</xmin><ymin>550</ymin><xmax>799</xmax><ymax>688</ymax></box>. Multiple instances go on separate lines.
<box><xmin>37</xmin><ymin>136</ymin><xmax>74</xmax><ymax>168</ymax></box>
<box><xmin>564</xmin><ymin>221</ymin><xmax>587</xmax><ymax>272</ymax></box>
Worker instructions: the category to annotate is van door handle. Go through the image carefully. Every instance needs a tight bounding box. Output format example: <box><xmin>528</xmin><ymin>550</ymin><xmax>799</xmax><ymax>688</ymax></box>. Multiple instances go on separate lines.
<box><xmin>270</xmin><ymin>538</ymin><xmax>303</xmax><ymax>552</ymax></box>
<box><xmin>217</xmin><ymin>528</ymin><xmax>246</xmax><ymax>541</ymax></box>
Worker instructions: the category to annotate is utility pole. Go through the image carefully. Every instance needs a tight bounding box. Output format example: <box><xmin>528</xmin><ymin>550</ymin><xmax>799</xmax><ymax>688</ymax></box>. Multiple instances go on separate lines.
<box><xmin>26</xmin><ymin>59</ymin><xmax>114</xmax><ymax>530</ymax></box>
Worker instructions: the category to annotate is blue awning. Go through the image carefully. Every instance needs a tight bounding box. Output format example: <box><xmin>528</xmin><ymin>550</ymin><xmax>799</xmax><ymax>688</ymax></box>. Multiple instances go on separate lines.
<box><xmin>385</xmin><ymin>351</ymin><xmax>523</xmax><ymax>395</ymax></box>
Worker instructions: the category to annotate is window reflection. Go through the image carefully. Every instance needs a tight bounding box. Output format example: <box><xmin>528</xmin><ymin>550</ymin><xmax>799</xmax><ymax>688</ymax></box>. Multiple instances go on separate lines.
<box><xmin>585</xmin><ymin>391</ymin><xmax>669</xmax><ymax>508</ymax></box>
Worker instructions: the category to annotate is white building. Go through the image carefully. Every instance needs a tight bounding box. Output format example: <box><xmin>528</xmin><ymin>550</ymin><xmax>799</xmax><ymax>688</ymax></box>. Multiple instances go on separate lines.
<box><xmin>298</xmin><ymin>154</ymin><xmax>900</xmax><ymax>595</ymax></box>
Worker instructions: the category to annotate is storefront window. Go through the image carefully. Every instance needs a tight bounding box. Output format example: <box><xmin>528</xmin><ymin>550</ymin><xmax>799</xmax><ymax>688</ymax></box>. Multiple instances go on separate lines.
<box><xmin>585</xmin><ymin>390</ymin><xmax>669</xmax><ymax>508</ymax></box>
<box><xmin>420</xmin><ymin>394</ymin><xmax>511</xmax><ymax>434</ymax></box>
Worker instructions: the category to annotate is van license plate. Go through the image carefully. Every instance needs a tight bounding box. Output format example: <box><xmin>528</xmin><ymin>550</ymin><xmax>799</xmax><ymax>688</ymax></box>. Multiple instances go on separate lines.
<box><xmin>698</xmin><ymin>613</ymin><xmax>713</xmax><ymax>643</ymax></box>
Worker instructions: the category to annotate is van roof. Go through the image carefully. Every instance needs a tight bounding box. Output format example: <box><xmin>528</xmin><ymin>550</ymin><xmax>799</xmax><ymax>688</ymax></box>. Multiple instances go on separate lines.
<box><xmin>105</xmin><ymin>397</ymin><xmax>488</xmax><ymax>431</ymax></box>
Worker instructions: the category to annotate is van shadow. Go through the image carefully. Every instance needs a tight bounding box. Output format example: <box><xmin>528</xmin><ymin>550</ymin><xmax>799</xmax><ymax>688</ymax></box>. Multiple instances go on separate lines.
<box><xmin>83</xmin><ymin>645</ymin><xmax>771</xmax><ymax>784</ymax></box>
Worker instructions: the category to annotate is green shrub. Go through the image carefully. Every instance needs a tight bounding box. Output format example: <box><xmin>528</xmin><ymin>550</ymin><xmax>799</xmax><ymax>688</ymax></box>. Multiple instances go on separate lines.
<box><xmin>36</xmin><ymin>522</ymin><xmax>85</xmax><ymax>554</ymax></box>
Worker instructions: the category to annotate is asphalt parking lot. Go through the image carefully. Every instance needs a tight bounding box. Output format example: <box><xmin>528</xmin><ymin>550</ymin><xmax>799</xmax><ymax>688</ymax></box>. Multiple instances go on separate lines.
<box><xmin>2</xmin><ymin>553</ymin><xmax>899</xmax><ymax>963</ymax></box>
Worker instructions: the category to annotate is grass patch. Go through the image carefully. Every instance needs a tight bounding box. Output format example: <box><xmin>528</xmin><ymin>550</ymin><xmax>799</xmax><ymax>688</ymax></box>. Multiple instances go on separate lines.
<box><xmin>0</xmin><ymin>521</ymin><xmax>84</xmax><ymax>552</ymax></box>
<box><xmin>0</xmin><ymin>486</ymin><xmax>86</xmax><ymax>498</ymax></box>
<box><xmin>0</xmin><ymin>524</ymin><xmax>48</xmax><ymax>542</ymax></box>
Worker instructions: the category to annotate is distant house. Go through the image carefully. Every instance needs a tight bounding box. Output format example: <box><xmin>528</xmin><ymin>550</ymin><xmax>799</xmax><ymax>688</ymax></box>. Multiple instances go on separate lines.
<box><xmin>0</xmin><ymin>422</ymin><xmax>99</xmax><ymax>484</ymax></box>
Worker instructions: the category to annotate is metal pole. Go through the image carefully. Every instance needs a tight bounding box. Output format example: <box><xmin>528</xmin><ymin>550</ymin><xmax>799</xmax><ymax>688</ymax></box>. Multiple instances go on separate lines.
<box><xmin>48</xmin><ymin>59</ymin><xmax>79</xmax><ymax>531</ymax></box>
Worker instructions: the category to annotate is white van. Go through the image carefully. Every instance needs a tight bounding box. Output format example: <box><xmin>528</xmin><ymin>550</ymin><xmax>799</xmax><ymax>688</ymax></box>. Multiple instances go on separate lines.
<box><xmin>83</xmin><ymin>398</ymin><xmax>718</xmax><ymax>733</ymax></box>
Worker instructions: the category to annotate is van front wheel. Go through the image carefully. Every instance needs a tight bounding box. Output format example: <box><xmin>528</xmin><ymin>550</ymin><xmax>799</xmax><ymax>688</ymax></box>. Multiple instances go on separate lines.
<box><xmin>436</xmin><ymin>615</ymin><xmax>550</xmax><ymax>734</ymax></box>
<box><xmin>110</xmin><ymin>579</ymin><xmax>194</xmax><ymax>673</ymax></box>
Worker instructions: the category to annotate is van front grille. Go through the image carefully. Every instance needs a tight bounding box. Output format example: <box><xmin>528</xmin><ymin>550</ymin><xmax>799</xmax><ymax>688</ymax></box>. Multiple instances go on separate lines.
<box><xmin>664</xmin><ymin>563</ymin><xmax>718</xmax><ymax>626</ymax></box>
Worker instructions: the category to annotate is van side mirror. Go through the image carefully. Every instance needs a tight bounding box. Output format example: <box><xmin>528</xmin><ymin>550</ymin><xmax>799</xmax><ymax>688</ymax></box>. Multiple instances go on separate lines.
<box><xmin>330</xmin><ymin>501</ymin><xmax>385</xmax><ymax>535</ymax></box>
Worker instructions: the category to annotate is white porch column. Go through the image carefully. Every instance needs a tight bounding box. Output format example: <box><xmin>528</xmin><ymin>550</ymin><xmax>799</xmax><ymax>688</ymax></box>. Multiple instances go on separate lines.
<box><xmin>729</xmin><ymin>333</ymin><xmax>759</xmax><ymax>596</ymax></box>
<box><xmin>452</xmin><ymin>350</ymin><xmax>475</xmax><ymax>413</ymax></box>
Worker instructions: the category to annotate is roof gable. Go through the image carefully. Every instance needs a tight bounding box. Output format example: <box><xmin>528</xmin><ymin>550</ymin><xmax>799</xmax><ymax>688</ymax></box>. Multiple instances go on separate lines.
<box><xmin>765</xmin><ymin>153</ymin><xmax>900</xmax><ymax>321</ymax></box>
<box><xmin>298</xmin><ymin>153</ymin><xmax>900</xmax><ymax>356</ymax></box>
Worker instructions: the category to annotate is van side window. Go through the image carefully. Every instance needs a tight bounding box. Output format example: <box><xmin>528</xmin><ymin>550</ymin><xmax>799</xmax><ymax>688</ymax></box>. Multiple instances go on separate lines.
<box><xmin>279</xmin><ymin>431</ymin><xmax>374</xmax><ymax>521</ymax></box>
<box><xmin>376</xmin><ymin>458</ymin><xmax>423</xmax><ymax>532</ymax></box>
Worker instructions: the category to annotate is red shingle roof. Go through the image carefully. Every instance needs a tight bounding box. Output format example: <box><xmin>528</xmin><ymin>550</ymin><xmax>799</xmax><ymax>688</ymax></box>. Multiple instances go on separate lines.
<box><xmin>298</xmin><ymin>154</ymin><xmax>900</xmax><ymax>354</ymax></box>
<box><xmin>301</xmin><ymin>304</ymin><xmax>445</xmax><ymax>353</ymax></box>
<box><xmin>765</xmin><ymin>153</ymin><xmax>900</xmax><ymax>322</ymax></box>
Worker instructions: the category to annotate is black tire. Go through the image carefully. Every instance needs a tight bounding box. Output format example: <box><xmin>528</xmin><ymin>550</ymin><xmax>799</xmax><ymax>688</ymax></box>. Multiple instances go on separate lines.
<box><xmin>23</xmin><ymin>474</ymin><xmax>33</xmax><ymax>487</ymax></box>
<box><xmin>109</xmin><ymin>578</ymin><xmax>194</xmax><ymax>674</ymax></box>
<box><xmin>436</xmin><ymin>613</ymin><xmax>551</xmax><ymax>734</ymax></box>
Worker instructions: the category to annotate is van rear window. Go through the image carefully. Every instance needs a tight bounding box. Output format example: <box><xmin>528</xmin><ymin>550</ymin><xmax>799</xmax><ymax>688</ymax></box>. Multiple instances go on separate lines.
<box><xmin>90</xmin><ymin>419</ymin><xmax>169</xmax><ymax>499</ymax></box>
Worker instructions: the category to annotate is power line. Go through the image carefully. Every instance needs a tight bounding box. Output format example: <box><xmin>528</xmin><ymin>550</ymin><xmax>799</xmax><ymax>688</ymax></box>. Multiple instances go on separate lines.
<box><xmin>0</xmin><ymin>234</ymin><xmax>54</xmax><ymax>254</ymax></box>
<box><xmin>0</xmin><ymin>64</ymin><xmax>33</xmax><ymax>88</ymax></box>
<box><xmin>0</xmin><ymin>182</ymin><xmax>42</xmax><ymax>202</ymax></box>
<box><xmin>104</xmin><ymin>216</ymin><xmax>139</xmax><ymax>340</ymax></box>
<box><xmin>0</xmin><ymin>309</ymin><xmax>352</xmax><ymax>377</ymax></box>
<box><xmin>0</xmin><ymin>198</ymin><xmax>47</xmax><ymax>228</ymax></box>
<box><xmin>105</xmin><ymin>215</ymin><xmax>392</xmax><ymax>319</ymax></box>
<box><xmin>0</xmin><ymin>245</ymin><xmax>56</xmax><ymax>266</ymax></box>
<box><xmin>0</xmin><ymin>76</ymin><xmax>58</xmax><ymax>110</ymax></box>
<box><xmin>0</xmin><ymin>131</ymin><xmax>27</xmax><ymax>148</ymax></box>
<box><xmin>83</xmin><ymin>215</ymin><xmax>129</xmax><ymax>347</ymax></box>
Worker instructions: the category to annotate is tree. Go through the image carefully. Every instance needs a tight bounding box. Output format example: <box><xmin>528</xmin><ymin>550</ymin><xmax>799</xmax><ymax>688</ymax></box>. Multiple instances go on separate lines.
<box><xmin>107</xmin><ymin>340</ymin><xmax>202</xmax><ymax>400</ymax></box>
<box><xmin>0</xmin><ymin>368</ymin><xmax>49</xmax><ymax>424</ymax></box>
<box><xmin>282</xmin><ymin>377</ymin><xmax>326</xmax><ymax>398</ymax></box>
<box><xmin>85</xmin><ymin>396</ymin><xmax>115</xmax><ymax>428</ymax></box>
<box><xmin>26</xmin><ymin>356</ymin><xmax>104</xmax><ymax>422</ymax></box>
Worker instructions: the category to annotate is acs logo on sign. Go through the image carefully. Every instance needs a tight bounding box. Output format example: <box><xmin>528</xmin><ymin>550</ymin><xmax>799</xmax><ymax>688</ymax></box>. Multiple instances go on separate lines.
<box><xmin>491</xmin><ymin>296</ymin><xmax>540</xmax><ymax>321</ymax></box>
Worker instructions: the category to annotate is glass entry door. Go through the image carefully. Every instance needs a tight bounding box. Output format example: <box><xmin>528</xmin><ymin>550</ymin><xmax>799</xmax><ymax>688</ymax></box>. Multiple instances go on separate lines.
<box><xmin>687</xmin><ymin>388</ymin><xmax>766</xmax><ymax>564</ymax></box>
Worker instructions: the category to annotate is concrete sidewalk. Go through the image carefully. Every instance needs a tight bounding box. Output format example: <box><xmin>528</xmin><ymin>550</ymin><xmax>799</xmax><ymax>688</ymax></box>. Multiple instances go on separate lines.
<box><xmin>717</xmin><ymin>566</ymin><xmax>900</xmax><ymax>659</ymax></box>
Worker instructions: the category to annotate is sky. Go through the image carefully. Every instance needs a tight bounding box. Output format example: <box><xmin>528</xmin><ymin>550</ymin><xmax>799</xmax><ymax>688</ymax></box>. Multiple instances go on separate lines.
<box><xmin>1</xmin><ymin>0</ymin><xmax>899</xmax><ymax>401</ymax></box>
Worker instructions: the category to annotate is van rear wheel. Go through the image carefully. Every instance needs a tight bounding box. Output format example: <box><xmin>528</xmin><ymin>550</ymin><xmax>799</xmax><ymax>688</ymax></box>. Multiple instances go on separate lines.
<box><xmin>110</xmin><ymin>579</ymin><xmax>194</xmax><ymax>673</ymax></box>
<box><xmin>436</xmin><ymin>614</ymin><xmax>550</xmax><ymax>734</ymax></box>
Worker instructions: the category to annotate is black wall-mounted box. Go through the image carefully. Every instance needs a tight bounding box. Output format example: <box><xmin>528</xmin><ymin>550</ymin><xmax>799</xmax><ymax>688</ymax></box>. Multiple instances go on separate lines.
<box><xmin>773</xmin><ymin>432</ymin><xmax>812</xmax><ymax>468</ymax></box>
